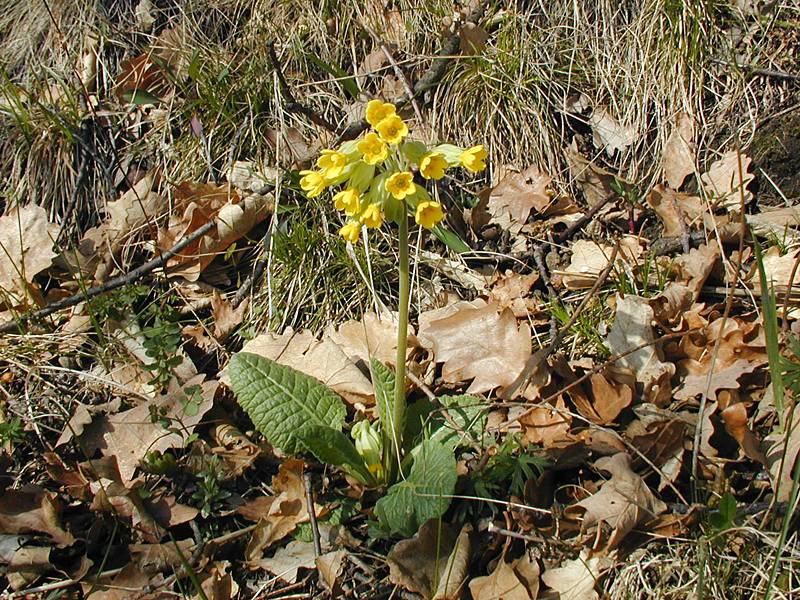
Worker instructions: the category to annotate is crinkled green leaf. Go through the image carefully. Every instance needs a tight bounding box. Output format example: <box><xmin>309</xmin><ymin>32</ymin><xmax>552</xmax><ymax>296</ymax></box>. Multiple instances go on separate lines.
<box><xmin>375</xmin><ymin>439</ymin><xmax>457</xmax><ymax>537</ymax></box>
<box><xmin>229</xmin><ymin>352</ymin><xmax>345</xmax><ymax>453</ymax></box>
<box><xmin>300</xmin><ymin>425</ymin><xmax>374</xmax><ymax>485</ymax></box>
<box><xmin>370</xmin><ymin>358</ymin><xmax>396</xmax><ymax>427</ymax></box>
<box><xmin>429</xmin><ymin>395</ymin><xmax>487</xmax><ymax>449</ymax></box>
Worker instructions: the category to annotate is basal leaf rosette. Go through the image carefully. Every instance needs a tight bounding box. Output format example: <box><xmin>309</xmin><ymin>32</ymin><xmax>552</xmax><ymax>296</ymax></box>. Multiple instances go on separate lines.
<box><xmin>299</xmin><ymin>100</ymin><xmax>487</xmax><ymax>243</ymax></box>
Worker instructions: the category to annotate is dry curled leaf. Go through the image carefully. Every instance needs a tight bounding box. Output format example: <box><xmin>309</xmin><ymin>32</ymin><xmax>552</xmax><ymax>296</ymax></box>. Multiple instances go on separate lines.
<box><xmin>589</xmin><ymin>106</ymin><xmax>638</xmax><ymax>155</ymax></box>
<box><xmin>566</xmin><ymin>452</ymin><xmax>667</xmax><ymax>551</ymax></box>
<box><xmin>0</xmin><ymin>204</ymin><xmax>59</xmax><ymax>304</ymax></box>
<box><xmin>700</xmin><ymin>151</ymin><xmax>754</xmax><ymax>211</ymax></box>
<box><xmin>541</xmin><ymin>549</ymin><xmax>611</xmax><ymax>600</ymax></box>
<box><xmin>673</xmin><ymin>358</ymin><xmax>759</xmax><ymax>401</ymax></box>
<box><xmin>387</xmin><ymin>520</ymin><xmax>471</xmax><ymax>600</ymax></box>
<box><xmin>418</xmin><ymin>299</ymin><xmax>531</xmax><ymax>396</ymax></box>
<box><xmin>0</xmin><ymin>486</ymin><xmax>74</xmax><ymax>547</ymax></box>
<box><xmin>605</xmin><ymin>295</ymin><xmax>675</xmax><ymax>406</ymax></box>
<box><xmin>469</xmin><ymin>553</ymin><xmax>539</xmax><ymax>600</ymax></box>
<box><xmin>487</xmin><ymin>166</ymin><xmax>553</xmax><ymax>234</ymax></box>
<box><xmin>662</xmin><ymin>112</ymin><xmax>696</xmax><ymax>189</ymax></box>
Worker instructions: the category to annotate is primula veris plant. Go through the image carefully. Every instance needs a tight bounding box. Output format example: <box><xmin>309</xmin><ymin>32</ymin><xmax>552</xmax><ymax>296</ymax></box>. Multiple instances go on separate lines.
<box><xmin>229</xmin><ymin>101</ymin><xmax>487</xmax><ymax>536</ymax></box>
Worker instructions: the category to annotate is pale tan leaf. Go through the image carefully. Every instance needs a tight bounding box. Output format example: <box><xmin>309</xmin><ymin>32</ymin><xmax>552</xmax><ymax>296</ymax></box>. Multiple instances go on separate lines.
<box><xmin>766</xmin><ymin>417</ymin><xmax>800</xmax><ymax>503</ymax></box>
<box><xmin>254</xmin><ymin>540</ymin><xmax>318</xmax><ymax>583</ymax></box>
<box><xmin>673</xmin><ymin>358</ymin><xmax>758</xmax><ymax>401</ymax></box>
<box><xmin>662</xmin><ymin>112</ymin><xmax>696</xmax><ymax>189</ymax></box>
<box><xmin>750</xmin><ymin>246</ymin><xmax>800</xmax><ymax>297</ymax></box>
<box><xmin>520</xmin><ymin>396</ymin><xmax>571</xmax><ymax>447</ymax></box>
<box><xmin>560</xmin><ymin>238</ymin><xmax>642</xmax><ymax>290</ymax></box>
<box><xmin>0</xmin><ymin>204</ymin><xmax>59</xmax><ymax>301</ymax></box>
<box><xmin>674</xmin><ymin>243</ymin><xmax>719</xmax><ymax>297</ymax></box>
<box><xmin>565</xmin><ymin>141</ymin><xmax>615</xmax><ymax>207</ymax></box>
<box><xmin>589</xmin><ymin>107</ymin><xmax>637</xmax><ymax>155</ymax></box>
<box><xmin>700</xmin><ymin>151</ymin><xmax>754</xmax><ymax>211</ymax></box>
<box><xmin>568</xmin><ymin>453</ymin><xmax>667</xmax><ymax>550</ymax></box>
<box><xmin>468</xmin><ymin>553</ymin><xmax>539</xmax><ymax>600</ymax></box>
<box><xmin>487</xmin><ymin>166</ymin><xmax>553</xmax><ymax>234</ymax></box>
<box><xmin>99</xmin><ymin>375</ymin><xmax>217</xmax><ymax>482</ymax></box>
<box><xmin>541</xmin><ymin>550</ymin><xmax>611</xmax><ymax>600</ymax></box>
<box><xmin>432</xmin><ymin>524</ymin><xmax>471</xmax><ymax>600</ymax></box>
<box><xmin>605</xmin><ymin>295</ymin><xmax>675</xmax><ymax>406</ymax></box>
<box><xmin>418</xmin><ymin>300</ymin><xmax>531</xmax><ymax>396</ymax></box>
<box><xmin>748</xmin><ymin>206</ymin><xmax>800</xmax><ymax>241</ymax></box>
<box><xmin>325</xmin><ymin>311</ymin><xmax>417</xmax><ymax>367</ymax></box>
<box><xmin>316</xmin><ymin>549</ymin><xmax>347</xmax><ymax>593</ymax></box>
<box><xmin>646</xmin><ymin>185</ymin><xmax>703</xmax><ymax>237</ymax></box>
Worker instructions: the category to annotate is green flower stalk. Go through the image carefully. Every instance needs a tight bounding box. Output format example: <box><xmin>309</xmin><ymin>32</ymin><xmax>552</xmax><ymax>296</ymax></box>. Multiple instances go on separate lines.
<box><xmin>301</xmin><ymin>99</ymin><xmax>487</xmax><ymax>482</ymax></box>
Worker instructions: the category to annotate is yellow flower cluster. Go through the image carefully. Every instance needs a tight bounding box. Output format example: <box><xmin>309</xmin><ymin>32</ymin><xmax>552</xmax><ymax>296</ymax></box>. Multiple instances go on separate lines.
<box><xmin>299</xmin><ymin>100</ymin><xmax>487</xmax><ymax>243</ymax></box>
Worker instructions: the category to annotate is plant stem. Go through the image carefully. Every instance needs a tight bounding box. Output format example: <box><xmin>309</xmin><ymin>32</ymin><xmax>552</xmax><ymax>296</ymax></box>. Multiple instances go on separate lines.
<box><xmin>390</xmin><ymin>207</ymin><xmax>410</xmax><ymax>478</ymax></box>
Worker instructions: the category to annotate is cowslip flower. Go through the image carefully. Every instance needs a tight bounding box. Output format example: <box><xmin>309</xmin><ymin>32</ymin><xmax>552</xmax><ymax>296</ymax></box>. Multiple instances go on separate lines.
<box><xmin>299</xmin><ymin>170</ymin><xmax>327</xmax><ymax>198</ymax></box>
<box><xmin>385</xmin><ymin>171</ymin><xmax>416</xmax><ymax>200</ymax></box>
<box><xmin>419</xmin><ymin>153</ymin><xmax>447</xmax><ymax>180</ymax></box>
<box><xmin>459</xmin><ymin>145</ymin><xmax>487</xmax><ymax>173</ymax></box>
<box><xmin>365</xmin><ymin>100</ymin><xmax>396</xmax><ymax>127</ymax></box>
<box><xmin>317</xmin><ymin>149</ymin><xmax>348</xmax><ymax>179</ymax></box>
<box><xmin>339</xmin><ymin>221</ymin><xmax>360</xmax><ymax>243</ymax></box>
<box><xmin>375</xmin><ymin>114</ymin><xmax>408</xmax><ymax>145</ymax></box>
<box><xmin>333</xmin><ymin>188</ymin><xmax>360</xmax><ymax>216</ymax></box>
<box><xmin>360</xmin><ymin>204</ymin><xmax>383</xmax><ymax>228</ymax></box>
<box><xmin>357</xmin><ymin>133</ymin><xmax>388</xmax><ymax>165</ymax></box>
<box><xmin>415</xmin><ymin>201</ymin><xmax>444</xmax><ymax>229</ymax></box>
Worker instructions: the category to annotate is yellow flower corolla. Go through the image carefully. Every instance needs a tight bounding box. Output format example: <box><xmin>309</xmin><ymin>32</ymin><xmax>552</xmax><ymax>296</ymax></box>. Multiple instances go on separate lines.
<box><xmin>385</xmin><ymin>171</ymin><xmax>416</xmax><ymax>200</ymax></box>
<box><xmin>317</xmin><ymin>149</ymin><xmax>348</xmax><ymax>179</ymax></box>
<box><xmin>360</xmin><ymin>204</ymin><xmax>383</xmax><ymax>228</ymax></box>
<box><xmin>375</xmin><ymin>114</ymin><xmax>408</xmax><ymax>145</ymax></box>
<box><xmin>419</xmin><ymin>153</ymin><xmax>447</xmax><ymax>180</ymax></box>
<box><xmin>333</xmin><ymin>188</ymin><xmax>360</xmax><ymax>216</ymax></box>
<box><xmin>339</xmin><ymin>221</ymin><xmax>360</xmax><ymax>243</ymax></box>
<box><xmin>365</xmin><ymin>100</ymin><xmax>396</xmax><ymax>127</ymax></box>
<box><xmin>415</xmin><ymin>201</ymin><xmax>444</xmax><ymax>229</ymax></box>
<box><xmin>299</xmin><ymin>170</ymin><xmax>327</xmax><ymax>198</ymax></box>
<box><xmin>357</xmin><ymin>133</ymin><xmax>388</xmax><ymax>165</ymax></box>
<box><xmin>459</xmin><ymin>145</ymin><xmax>487</xmax><ymax>173</ymax></box>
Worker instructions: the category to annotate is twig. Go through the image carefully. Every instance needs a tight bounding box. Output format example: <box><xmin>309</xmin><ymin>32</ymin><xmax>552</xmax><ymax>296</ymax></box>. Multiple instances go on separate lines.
<box><xmin>336</xmin><ymin>2</ymin><xmax>488</xmax><ymax>143</ymax></box>
<box><xmin>2</xmin><ymin>567</ymin><xmax>125</xmax><ymax>599</ymax></box>
<box><xmin>233</xmin><ymin>186</ymin><xmax>277</xmax><ymax>308</ymax></box>
<box><xmin>711</xmin><ymin>57</ymin><xmax>800</xmax><ymax>82</ymax></box>
<box><xmin>553</xmin><ymin>192</ymin><xmax>617</xmax><ymax>245</ymax></box>
<box><xmin>0</xmin><ymin>221</ymin><xmax>216</xmax><ymax>334</ymax></box>
<box><xmin>650</xmin><ymin>230</ymin><xmax>706</xmax><ymax>256</ymax></box>
<box><xmin>304</xmin><ymin>471</ymin><xmax>322</xmax><ymax>558</ymax></box>
<box><xmin>267</xmin><ymin>43</ymin><xmax>339</xmax><ymax>133</ymax></box>
<box><xmin>359</xmin><ymin>21</ymin><xmax>424</xmax><ymax>126</ymax></box>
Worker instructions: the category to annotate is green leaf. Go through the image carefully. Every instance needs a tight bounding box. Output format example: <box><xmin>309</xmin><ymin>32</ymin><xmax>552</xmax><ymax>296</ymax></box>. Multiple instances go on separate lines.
<box><xmin>709</xmin><ymin>492</ymin><xmax>737</xmax><ymax>532</ymax></box>
<box><xmin>370</xmin><ymin>358</ymin><xmax>396</xmax><ymax>427</ymax></box>
<box><xmin>753</xmin><ymin>236</ymin><xmax>785</xmax><ymax>429</ymax></box>
<box><xmin>432</xmin><ymin>225</ymin><xmax>470</xmax><ymax>254</ymax></box>
<box><xmin>306</xmin><ymin>54</ymin><xmax>360</xmax><ymax>99</ymax></box>
<box><xmin>375</xmin><ymin>439</ymin><xmax>457</xmax><ymax>537</ymax></box>
<box><xmin>300</xmin><ymin>425</ymin><xmax>375</xmax><ymax>485</ymax></box>
<box><xmin>121</xmin><ymin>89</ymin><xmax>162</xmax><ymax>105</ymax></box>
<box><xmin>228</xmin><ymin>352</ymin><xmax>346</xmax><ymax>453</ymax></box>
<box><xmin>429</xmin><ymin>395</ymin><xmax>487</xmax><ymax>449</ymax></box>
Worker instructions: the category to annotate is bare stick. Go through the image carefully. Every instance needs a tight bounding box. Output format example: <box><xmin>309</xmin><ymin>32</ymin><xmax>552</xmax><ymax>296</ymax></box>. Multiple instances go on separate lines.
<box><xmin>0</xmin><ymin>221</ymin><xmax>216</xmax><ymax>334</ymax></box>
<box><xmin>267</xmin><ymin>43</ymin><xmax>339</xmax><ymax>133</ymax></box>
<box><xmin>304</xmin><ymin>471</ymin><xmax>322</xmax><ymax>558</ymax></box>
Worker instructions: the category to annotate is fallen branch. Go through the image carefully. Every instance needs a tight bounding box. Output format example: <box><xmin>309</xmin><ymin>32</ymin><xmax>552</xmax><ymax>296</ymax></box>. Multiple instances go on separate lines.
<box><xmin>0</xmin><ymin>221</ymin><xmax>216</xmax><ymax>334</ymax></box>
<box><xmin>267</xmin><ymin>42</ymin><xmax>339</xmax><ymax>133</ymax></box>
